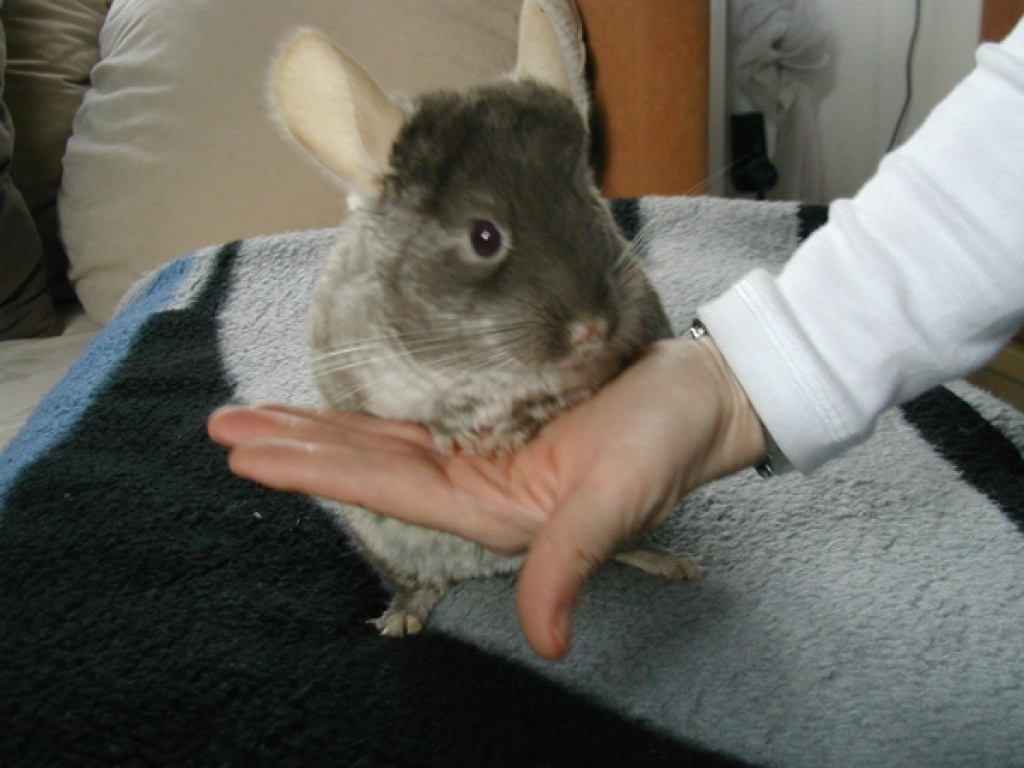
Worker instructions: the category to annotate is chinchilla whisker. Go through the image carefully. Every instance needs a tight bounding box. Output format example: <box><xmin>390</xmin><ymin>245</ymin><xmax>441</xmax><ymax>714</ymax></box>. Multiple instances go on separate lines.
<box><xmin>419</xmin><ymin>344</ymin><xmax>484</xmax><ymax>372</ymax></box>
<box><xmin>404</xmin><ymin>319</ymin><xmax>537</xmax><ymax>341</ymax></box>
<box><xmin>315</xmin><ymin>322</ymin><xmax>533</xmax><ymax>361</ymax></box>
<box><xmin>615</xmin><ymin>240</ymin><xmax>647</xmax><ymax>267</ymax></box>
<box><xmin>397</xmin><ymin>326</ymin><xmax>536</xmax><ymax>357</ymax></box>
<box><xmin>315</xmin><ymin>322</ymin><xmax>510</xmax><ymax>352</ymax></box>
<box><xmin>503</xmin><ymin>294</ymin><xmax>550</xmax><ymax>319</ymax></box>
<box><xmin>317</xmin><ymin>343</ymin><xmax>486</xmax><ymax>382</ymax></box>
<box><xmin>337</xmin><ymin>354</ymin><xmax>485</xmax><ymax>409</ymax></box>
<box><xmin>310</xmin><ymin>340</ymin><xmax>480</xmax><ymax>378</ymax></box>
<box><xmin>312</xmin><ymin>339</ymin><xmax>448</xmax><ymax>367</ymax></box>
<box><xmin>311</xmin><ymin>353</ymin><xmax>405</xmax><ymax>379</ymax></box>
<box><xmin>311</xmin><ymin>334</ymin><xmax>472</xmax><ymax>367</ymax></box>
<box><xmin>483</xmin><ymin>349</ymin><xmax>529</xmax><ymax>375</ymax></box>
<box><xmin>681</xmin><ymin>158</ymin><xmax>755</xmax><ymax>198</ymax></box>
<box><xmin>444</xmin><ymin>322</ymin><xmax>538</xmax><ymax>355</ymax></box>
<box><xmin>415</xmin><ymin>345</ymin><xmax>519</xmax><ymax>387</ymax></box>
<box><xmin>312</xmin><ymin>331</ymin><xmax>453</xmax><ymax>357</ymax></box>
<box><xmin>397</xmin><ymin>336</ymin><xmax>509</xmax><ymax>362</ymax></box>
<box><xmin>324</xmin><ymin>365</ymin><xmax>415</xmax><ymax>406</ymax></box>
<box><xmin>312</xmin><ymin>323</ymin><xmax>539</xmax><ymax>380</ymax></box>
<box><xmin>342</xmin><ymin>348</ymin><xmax>506</xmax><ymax>406</ymax></box>
<box><xmin>631</xmin><ymin>230</ymin><xmax>666</xmax><ymax>265</ymax></box>
<box><xmin>619</xmin><ymin>224</ymin><xmax>659</xmax><ymax>264</ymax></box>
<box><xmin>439</xmin><ymin>341</ymin><xmax>530</xmax><ymax>379</ymax></box>
<box><xmin>399</xmin><ymin>331</ymin><xmax>506</xmax><ymax>352</ymax></box>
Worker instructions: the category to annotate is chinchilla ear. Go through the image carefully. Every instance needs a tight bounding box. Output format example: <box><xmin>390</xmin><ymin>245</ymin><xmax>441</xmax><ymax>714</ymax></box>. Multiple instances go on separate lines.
<box><xmin>514</xmin><ymin>0</ymin><xmax>589</xmax><ymax>122</ymax></box>
<box><xmin>271</xmin><ymin>29</ymin><xmax>405</xmax><ymax>201</ymax></box>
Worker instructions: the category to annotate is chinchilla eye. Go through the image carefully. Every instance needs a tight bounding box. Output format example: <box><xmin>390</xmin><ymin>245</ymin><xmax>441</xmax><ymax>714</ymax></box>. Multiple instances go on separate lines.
<box><xmin>469</xmin><ymin>219</ymin><xmax>504</xmax><ymax>259</ymax></box>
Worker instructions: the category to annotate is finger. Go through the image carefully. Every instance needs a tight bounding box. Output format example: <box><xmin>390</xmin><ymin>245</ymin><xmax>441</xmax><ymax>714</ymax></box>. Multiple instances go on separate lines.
<box><xmin>225</xmin><ymin>437</ymin><xmax>532</xmax><ymax>554</ymax></box>
<box><xmin>208</xmin><ymin>404</ymin><xmax>435</xmax><ymax>450</ymax></box>
<box><xmin>227</xmin><ymin>435</ymin><xmax>446</xmax><ymax>514</ymax></box>
<box><xmin>256</xmin><ymin>404</ymin><xmax>436</xmax><ymax>447</ymax></box>
<box><xmin>207</xmin><ymin>405</ymin><xmax>293</xmax><ymax>445</ymax></box>
<box><xmin>515</xmin><ymin>487</ymin><xmax>627</xmax><ymax>659</ymax></box>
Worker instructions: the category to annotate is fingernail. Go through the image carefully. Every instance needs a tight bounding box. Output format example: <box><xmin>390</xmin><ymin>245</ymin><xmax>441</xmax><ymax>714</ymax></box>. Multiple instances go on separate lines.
<box><xmin>552</xmin><ymin>607</ymin><xmax>572</xmax><ymax>658</ymax></box>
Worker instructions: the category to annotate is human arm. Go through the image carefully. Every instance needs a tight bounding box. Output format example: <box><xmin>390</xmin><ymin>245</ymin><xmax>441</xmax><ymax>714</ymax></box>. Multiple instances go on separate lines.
<box><xmin>702</xmin><ymin>19</ymin><xmax>1024</xmax><ymax>473</ymax></box>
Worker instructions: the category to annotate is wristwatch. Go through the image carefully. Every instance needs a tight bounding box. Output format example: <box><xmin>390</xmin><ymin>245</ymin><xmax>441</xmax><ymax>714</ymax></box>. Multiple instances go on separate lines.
<box><xmin>687</xmin><ymin>320</ymin><xmax>791</xmax><ymax>478</ymax></box>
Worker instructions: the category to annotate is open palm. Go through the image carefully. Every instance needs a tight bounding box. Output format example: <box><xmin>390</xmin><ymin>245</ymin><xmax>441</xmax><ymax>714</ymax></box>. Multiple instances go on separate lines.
<box><xmin>208</xmin><ymin>337</ymin><xmax>763</xmax><ymax>658</ymax></box>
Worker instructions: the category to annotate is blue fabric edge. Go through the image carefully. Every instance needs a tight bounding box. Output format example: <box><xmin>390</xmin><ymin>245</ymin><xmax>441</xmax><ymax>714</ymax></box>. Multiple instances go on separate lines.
<box><xmin>0</xmin><ymin>255</ymin><xmax>198</xmax><ymax>505</ymax></box>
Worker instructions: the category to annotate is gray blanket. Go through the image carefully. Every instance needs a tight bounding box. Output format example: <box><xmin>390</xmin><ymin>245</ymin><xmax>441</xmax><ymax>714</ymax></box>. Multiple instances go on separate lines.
<box><xmin>2</xmin><ymin>196</ymin><xmax>1022</xmax><ymax>767</ymax></box>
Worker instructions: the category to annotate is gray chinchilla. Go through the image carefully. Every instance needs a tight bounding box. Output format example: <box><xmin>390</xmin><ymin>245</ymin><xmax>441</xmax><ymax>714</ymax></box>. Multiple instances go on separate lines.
<box><xmin>270</xmin><ymin>0</ymin><xmax>699</xmax><ymax>637</ymax></box>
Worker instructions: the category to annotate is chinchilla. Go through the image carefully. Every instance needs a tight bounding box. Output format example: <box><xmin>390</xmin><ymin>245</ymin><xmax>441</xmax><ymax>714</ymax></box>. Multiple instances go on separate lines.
<box><xmin>270</xmin><ymin>0</ymin><xmax>699</xmax><ymax>637</ymax></box>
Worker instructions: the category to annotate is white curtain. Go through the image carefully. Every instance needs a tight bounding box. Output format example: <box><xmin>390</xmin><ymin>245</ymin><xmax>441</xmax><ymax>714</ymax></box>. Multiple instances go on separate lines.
<box><xmin>729</xmin><ymin>0</ymin><xmax>830</xmax><ymax>203</ymax></box>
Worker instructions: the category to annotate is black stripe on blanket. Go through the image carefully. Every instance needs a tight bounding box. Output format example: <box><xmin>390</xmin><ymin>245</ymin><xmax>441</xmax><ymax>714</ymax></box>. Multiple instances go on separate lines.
<box><xmin>796</xmin><ymin>204</ymin><xmax>829</xmax><ymax>241</ymax></box>
<box><xmin>610</xmin><ymin>200</ymin><xmax>830</xmax><ymax>245</ymax></box>
<box><xmin>610</xmin><ymin>196</ymin><xmax>642</xmax><ymax>241</ymax></box>
<box><xmin>795</xmin><ymin>203</ymin><xmax>1024</xmax><ymax>533</ymax></box>
<box><xmin>902</xmin><ymin>388</ymin><xmax>1024</xmax><ymax>532</ymax></box>
<box><xmin>0</xmin><ymin>242</ymin><xmax>748</xmax><ymax>766</ymax></box>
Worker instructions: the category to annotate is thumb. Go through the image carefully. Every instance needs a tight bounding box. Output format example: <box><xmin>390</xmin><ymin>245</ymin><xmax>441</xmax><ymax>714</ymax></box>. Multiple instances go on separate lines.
<box><xmin>515</xmin><ymin>487</ymin><xmax>627</xmax><ymax>659</ymax></box>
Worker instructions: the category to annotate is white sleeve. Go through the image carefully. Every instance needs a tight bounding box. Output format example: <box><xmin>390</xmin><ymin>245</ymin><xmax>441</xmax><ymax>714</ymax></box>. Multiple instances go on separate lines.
<box><xmin>699</xmin><ymin>20</ymin><xmax>1024</xmax><ymax>474</ymax></box>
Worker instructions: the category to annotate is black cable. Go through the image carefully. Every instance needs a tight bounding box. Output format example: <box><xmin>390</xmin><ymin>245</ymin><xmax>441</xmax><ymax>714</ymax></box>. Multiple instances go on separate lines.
<box><xmin>888</xmin><ymin>0</ymin><xmax>923</xmax><ymax>151</ymax></box>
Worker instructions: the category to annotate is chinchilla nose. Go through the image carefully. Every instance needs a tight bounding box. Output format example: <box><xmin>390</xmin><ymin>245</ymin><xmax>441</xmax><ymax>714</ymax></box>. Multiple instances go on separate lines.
<box><xmin>567</xmin><ymin>316</ymin><xmax>610</xmax><ymax>351</ymax></box>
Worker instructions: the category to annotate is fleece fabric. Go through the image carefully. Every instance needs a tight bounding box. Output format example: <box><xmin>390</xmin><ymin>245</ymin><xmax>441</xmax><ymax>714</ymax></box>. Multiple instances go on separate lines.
<box><xmin>1</xmin><ymin>196</ymin><xmax>1022</xmax><ymax>767</ymax></box>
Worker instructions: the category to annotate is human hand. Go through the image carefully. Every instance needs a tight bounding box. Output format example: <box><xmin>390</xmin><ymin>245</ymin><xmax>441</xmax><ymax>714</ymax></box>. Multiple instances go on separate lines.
<box><xmin>207</xmin><ymin>336</ymin><xmax>766</xmax><ymax>658</ymax></box>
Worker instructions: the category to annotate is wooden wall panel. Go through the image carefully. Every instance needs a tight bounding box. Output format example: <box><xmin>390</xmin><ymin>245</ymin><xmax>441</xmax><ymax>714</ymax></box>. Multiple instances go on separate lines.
<box><xmin>981</xmin><ymin>0</ymin><xmax>1024</xmax><ymax>41</ymax></box>
<box><xmin>577</xmin><ymin>0</ymin><xmax>709</xmax><ymax>197</ymax></box>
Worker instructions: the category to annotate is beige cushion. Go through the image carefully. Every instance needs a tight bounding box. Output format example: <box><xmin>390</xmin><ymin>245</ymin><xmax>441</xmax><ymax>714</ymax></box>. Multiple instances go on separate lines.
<box><xmin>59</xmin><ymin>0</ymin><xmax>522</xmax><ymax>324</ymax></box>
<box><xmin>2</xmin><ymin>0</ymin><xmax>109</xmax><ymax>304</ymax></box>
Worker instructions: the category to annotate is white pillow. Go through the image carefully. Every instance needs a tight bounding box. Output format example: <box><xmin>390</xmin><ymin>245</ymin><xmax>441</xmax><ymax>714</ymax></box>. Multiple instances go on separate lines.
<box><xmin>59</xmin><ymin>0</ymin><xmax>522</xmax><ymax>324</ymax></box>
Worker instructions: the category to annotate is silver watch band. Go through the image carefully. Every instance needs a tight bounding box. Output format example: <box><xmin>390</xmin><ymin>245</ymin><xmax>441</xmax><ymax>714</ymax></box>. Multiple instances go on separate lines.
<box><xmin>688</xmin><ymin>320</ymin><xmax>790</xmax><ymax>478</ymax></box>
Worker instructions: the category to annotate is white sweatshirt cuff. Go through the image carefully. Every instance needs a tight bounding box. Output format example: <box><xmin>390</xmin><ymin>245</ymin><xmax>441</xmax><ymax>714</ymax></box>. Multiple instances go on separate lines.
<box><xmin>700</xmin><ymin>270</ymin><xmax>875</xmax><ymax>474</ymax></box>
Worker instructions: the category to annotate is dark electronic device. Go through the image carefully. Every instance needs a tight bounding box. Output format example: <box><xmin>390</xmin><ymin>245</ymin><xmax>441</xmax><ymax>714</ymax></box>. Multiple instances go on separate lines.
<box><xmin>730</xmin><ymin>111</ymin><xmax>779</xmax><ymax>198</ymax></box>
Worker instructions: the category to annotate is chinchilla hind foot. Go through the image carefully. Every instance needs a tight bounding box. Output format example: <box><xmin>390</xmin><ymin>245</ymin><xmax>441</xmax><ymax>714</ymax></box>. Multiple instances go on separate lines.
<box><xmin>372</xmin><ymin>585</ymin><xmax>445</xmax><ymax>637</ymax></box>
<box><xmin>613</xmin><ymin>543</ymin><xmax>703</xmax><ymax>581</ymax></box>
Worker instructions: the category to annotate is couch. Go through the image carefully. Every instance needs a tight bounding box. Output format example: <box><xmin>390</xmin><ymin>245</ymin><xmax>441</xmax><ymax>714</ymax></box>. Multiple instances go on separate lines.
<box><xmin>2</xmin><ymin>3</ymin><xmax>1023</xmax><ymax>766</ymax></box>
